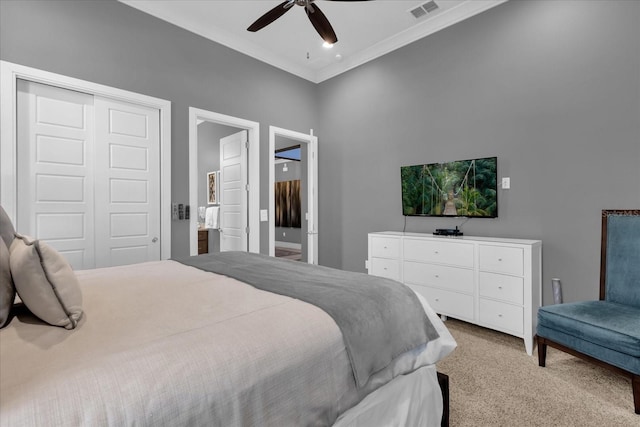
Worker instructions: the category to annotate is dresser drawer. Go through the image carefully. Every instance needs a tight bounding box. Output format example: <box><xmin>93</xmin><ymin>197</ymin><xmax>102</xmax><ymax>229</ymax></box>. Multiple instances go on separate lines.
<box><xmin>479</xmin><ymin>245</ymin><xmax>523</xmax><ymax>276</ymax></box>
<box><xmin>409</xmin><ymin>285</ymin><xmax>474</xmax><ymax>322</ymax></box>
<box><xmin>479</xmin><ymin>272</ymin><xmax>524</xmax><ymax>305</ymax></box>
<box><xmin>370</xmin><ymin>257</ymin><xmax>401</xmax><ymax>281</ymax></box>
<box><xmin>370</xmin><ymin>236</ymin><xmax>401</xmax><ymax>259</ymax></box>
<box><xmin>479</xmin><ymin>298</ymin><xmax>523</xmax><ymax>335</ymax></box>
<box><xmin>403</xmin><ymin>238</ymin><xmax>474</xmax><ymax>268</ymax></box>
<box><xmin>404</xmin><ymin>261</ymin><xmax>474</xmax><ymax>293</ymax></box>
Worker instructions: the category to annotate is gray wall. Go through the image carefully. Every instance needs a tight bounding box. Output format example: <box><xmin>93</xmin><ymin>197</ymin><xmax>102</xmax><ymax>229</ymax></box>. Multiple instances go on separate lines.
<box><xmin>317</xmin><ymin>0</ymin><xmax>640</xmax><ymax>304</ymax></box>
<box><xmin>0</xmin><ymin>0</ymin><xmax>319</xmax><ymax>257</ymax></box>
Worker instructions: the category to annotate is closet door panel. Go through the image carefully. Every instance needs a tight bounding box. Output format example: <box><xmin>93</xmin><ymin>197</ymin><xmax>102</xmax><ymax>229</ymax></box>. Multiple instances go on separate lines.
<box><xmin>94</xmin><ymin>97</ymin><xmax>161</xmax><ymax>267</ymax></box>
<box><xmin>17</xmin><ymin>80</ymin><xmax>95</xmax><ymax>270</ymax></box>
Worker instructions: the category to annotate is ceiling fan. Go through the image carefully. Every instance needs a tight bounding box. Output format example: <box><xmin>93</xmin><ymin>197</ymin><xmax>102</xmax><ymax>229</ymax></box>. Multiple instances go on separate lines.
<box><xmin>247</xmin><ymin>0</ymin><xmax>370</xmax><ymax>45</ymax></box>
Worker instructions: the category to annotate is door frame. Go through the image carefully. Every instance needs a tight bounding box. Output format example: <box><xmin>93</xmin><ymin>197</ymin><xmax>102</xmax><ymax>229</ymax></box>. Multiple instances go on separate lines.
<box><xmin>0</xmin><ymin>60</ymin><xmax>172</xmax><ymax>259</ymax></box>
<box><xmin>269</xmin><ymin>126</ymin><xmax>318</xmax><ymax>264</ymax></box>
<box><xmin>188</xmin><ymin>107</ymin><xmax>260</xmax><ymax>256</ymax></box>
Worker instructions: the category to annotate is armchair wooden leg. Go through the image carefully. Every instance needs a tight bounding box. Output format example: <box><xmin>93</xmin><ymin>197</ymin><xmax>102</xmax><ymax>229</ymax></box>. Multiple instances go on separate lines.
<box><xmin>536</xmin><ymin>336</ymin><xmax>547</xmax><ymax>367</ymax></box>
<box><xmin>633</xmin><ymin>375</ymin><xmax>639</xmax><ymax>415</ymax></box>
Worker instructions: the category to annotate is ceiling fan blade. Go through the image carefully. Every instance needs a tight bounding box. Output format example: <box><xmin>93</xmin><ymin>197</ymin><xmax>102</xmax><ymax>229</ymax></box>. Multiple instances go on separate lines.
<box><xmin>247</xmin><ymin>1</ymin><xmax>294</xmax><ymax>32</ymax></box>
<box><xmin>305</xmin><ymin>3</ymin><xmax>338</xmax><ymax>44</ymax></box>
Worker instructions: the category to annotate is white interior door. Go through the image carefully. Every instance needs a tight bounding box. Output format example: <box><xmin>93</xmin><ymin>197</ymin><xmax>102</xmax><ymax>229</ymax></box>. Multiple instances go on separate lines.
<box><xmin>17</xmin><ymin>80</ymin><xmax>96</xmax><ymax>270</ymax></box>
<box><xmin>219</xmin><ymin>130</ymin><xmax>248</xmax><ymax>252</ymax></box>
<box><xmin>94</xmin><ymin>97</ymin><xmax>161</xmax><ymax>267</ymax></box>
<box><xmin>306</xmin><ymin>136</ymin><xmax>318</xmax><ymax>264</ymax></box>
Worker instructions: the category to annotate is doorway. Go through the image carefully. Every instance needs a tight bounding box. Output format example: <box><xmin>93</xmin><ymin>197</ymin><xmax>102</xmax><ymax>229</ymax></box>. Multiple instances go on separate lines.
<box><xmin>188</xmin><ymin>108</ymin><xmax>260</xmax><ymax>256</ymax></box>
<box><xmin>274</xmin><ymin>142</ymin><xmax>304</xmax><ymax>261</ymax></box>
<box><xmin>268</xmin><ymin>126</ymin><xmax>318</xmax><ymax>264</ymax></box>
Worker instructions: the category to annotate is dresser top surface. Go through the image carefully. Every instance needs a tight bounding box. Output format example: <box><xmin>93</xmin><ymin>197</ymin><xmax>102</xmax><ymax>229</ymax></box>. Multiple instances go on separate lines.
<box><xmin>370</xmin><ymin>231</ymin><xmax>541</xmax><ymax>246</ymax></box>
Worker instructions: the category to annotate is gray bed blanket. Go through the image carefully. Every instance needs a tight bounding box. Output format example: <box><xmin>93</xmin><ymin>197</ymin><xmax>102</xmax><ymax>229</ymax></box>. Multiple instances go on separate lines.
<box><xmin>176</xmin><ymin>252</ymin><xmax>439</xmax><ymax>388</ymax></box>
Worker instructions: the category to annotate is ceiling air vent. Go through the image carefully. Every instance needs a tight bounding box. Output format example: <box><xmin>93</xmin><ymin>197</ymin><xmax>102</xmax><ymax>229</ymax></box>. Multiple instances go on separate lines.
<box><xmin>409</xmin><ymin>1</ymin><xmax>440</xmax><ymax>20</ymax></box>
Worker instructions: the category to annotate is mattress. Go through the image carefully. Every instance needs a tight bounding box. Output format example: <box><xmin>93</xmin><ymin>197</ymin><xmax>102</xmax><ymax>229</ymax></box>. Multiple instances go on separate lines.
<box><xmin>0</xmin><ymin>259</ymin><xmax>456</xmax><ymax>426</ymax></box>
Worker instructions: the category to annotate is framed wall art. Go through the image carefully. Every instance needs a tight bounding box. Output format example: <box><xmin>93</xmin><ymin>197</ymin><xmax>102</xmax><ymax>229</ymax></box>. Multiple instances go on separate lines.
<box><xmin>207</xmin><ymin>171</ymin><xmax>220</xmax><ymax>205</ymax></box>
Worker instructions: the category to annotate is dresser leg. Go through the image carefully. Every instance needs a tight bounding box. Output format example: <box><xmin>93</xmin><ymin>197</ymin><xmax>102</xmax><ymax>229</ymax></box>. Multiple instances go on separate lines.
<box><xmin>524</xmin><ymin>336</ymin><xmax>534</xmax><ymax>356</ymax></box>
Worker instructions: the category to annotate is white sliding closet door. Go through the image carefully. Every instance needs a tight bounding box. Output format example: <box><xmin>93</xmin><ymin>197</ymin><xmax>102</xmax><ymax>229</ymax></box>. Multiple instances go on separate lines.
<box><xmin>17</xmin><ymin>80</ymin><xmax>96</xmax><ymax>270</ymax></box>
<box><xmin>94</xmin><ymin>98</ymin><xmax>160</xmax><ymax>267</ymax></box>
<box><xmin>16</xmin><ymin>80</ymin><xmax>161</xmax><ymax>270</ymax></box>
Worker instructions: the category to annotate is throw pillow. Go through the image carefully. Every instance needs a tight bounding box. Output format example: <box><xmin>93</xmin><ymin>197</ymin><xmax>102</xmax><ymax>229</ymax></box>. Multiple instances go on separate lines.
<box><xmin>0</xmin><ymin>205</ymin><xmax>15</xmax><ymax>249</ymax></box>
<box><xmin>9</xmin><ymin>233</ymin><xmax>83</xmax><ymax>329</ymax></box>
<box><xmin>0</xmin><ymin>238</ymin><xmax>15</xmax><ymax>328</ymax></box>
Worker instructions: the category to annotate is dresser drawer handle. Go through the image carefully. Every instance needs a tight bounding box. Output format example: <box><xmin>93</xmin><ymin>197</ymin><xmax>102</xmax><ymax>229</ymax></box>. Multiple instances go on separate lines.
<box><xmin>435</xmin><ymin>274</ymin><xmax>439</xmax><ymax>278</ymax></box>
<box><xmin>498</xmin><ymin>314</ymin><xmax>503</xmax><ymax>317</ymax></box>
<box><xmin>498</xmin><ymin>258</ymin><xmax>503</xmax><ymax>261</ymax></box>
<box><xmin>498</xmin><ymin>286</ymin><xmax>503</xmax><ymax>290</ymax></box>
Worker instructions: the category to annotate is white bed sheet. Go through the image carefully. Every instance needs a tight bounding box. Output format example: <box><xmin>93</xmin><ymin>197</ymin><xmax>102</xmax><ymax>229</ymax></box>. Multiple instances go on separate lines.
<box><xmin>335</xmin><ymin>365</ymin><xmax>442</xmax><ymax>427</ymax></box>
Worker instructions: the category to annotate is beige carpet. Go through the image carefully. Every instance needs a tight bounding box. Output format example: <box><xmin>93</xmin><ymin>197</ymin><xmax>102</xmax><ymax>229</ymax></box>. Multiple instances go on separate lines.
<box><xmin>436</xmin><ymin>319</ymin><xmax>637</xmax><ymax>426</ymax></box>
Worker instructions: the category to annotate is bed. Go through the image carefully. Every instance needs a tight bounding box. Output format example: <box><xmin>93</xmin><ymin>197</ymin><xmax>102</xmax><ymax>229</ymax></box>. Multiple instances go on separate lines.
<box><xmin>0</xmin><ymin>210</ymin><xmax>456</xmax><ymax>426</ymax></box>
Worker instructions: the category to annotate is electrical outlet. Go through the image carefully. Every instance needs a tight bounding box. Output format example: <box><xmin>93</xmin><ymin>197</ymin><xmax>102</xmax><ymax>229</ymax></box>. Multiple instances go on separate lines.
<box><xmin>172</xmin><ymin>203</ymin><xmax>178</xmax><ymax>220</ymax></box>
<box><xmin>502</xmin><ymin>177</ymin><xmax>511</xmax><ymax>189</ymax></box>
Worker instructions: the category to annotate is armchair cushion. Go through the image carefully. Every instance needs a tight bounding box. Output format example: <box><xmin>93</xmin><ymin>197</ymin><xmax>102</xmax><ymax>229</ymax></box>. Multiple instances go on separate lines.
<box><xmin>538</xmin><ymin>301</ymin><xmax>640</xmax><ymax>358</ymax></box>
<box><xmin>605</xmin><ymin>215</ymin><xmax>640</xmax><ymax>309</ymax></box>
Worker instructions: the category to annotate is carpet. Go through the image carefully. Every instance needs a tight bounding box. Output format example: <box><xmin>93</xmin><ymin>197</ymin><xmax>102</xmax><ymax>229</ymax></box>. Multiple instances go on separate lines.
<box><xmin>437</xmin><ymin>318</ymin><xmax>637</xmax><ymax>426</ymax></box>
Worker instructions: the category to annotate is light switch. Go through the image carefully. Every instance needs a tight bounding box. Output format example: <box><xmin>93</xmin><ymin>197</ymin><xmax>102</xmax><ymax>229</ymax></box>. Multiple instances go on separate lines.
<box><xmin>502</xmin><ymin>177</ymin><xmax>511</xmax><ymax>189</ymax></box>
<box><xmin>260</xmin><ymin>209</ymin><xmax>268</xmax><ymax>222</ymax></box>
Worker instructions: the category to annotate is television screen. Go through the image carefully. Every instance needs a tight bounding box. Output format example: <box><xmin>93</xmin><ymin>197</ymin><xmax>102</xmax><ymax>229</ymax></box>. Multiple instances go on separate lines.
<box><xmin>401</xmin><ymin>156</ymin><xmax>497</xmax><ymax>218</ymax></box>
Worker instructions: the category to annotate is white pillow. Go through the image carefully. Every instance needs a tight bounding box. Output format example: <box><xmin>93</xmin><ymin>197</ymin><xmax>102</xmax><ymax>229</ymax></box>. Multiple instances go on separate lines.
<box><xmin>0</xmin><ymin>238</ymin><xmax>15</xmax><ymax>328</ymax></box>
<box><xmin>9</xmin><ymin>234</ymin><xmax>83</xmax><ymax>329</ymax></box>
<box><xmin>0</xmin><ymin>205</ymin><xmax>15</xmax><ymax>248</ymax></box>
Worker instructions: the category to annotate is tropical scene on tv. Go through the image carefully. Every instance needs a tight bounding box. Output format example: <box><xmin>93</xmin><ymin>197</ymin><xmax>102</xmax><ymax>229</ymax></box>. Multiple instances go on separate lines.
<box><xmin>401</xmin><ymin>157</ymin><xmax>497</xmax><ymax>217</ymax></box>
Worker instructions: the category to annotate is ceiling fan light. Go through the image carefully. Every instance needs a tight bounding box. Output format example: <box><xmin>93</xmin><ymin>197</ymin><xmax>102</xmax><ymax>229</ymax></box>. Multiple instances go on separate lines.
<box><xmin>323</xmin><ymin>41</ymin><xmax>334</xmax><ymax>48</ymax></box>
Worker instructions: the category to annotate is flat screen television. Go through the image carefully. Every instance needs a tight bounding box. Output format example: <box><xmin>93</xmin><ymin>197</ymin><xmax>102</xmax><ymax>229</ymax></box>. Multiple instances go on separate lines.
<box><xmin>401</xmin><ymin>156</ymin><xmax>497</xmax><ymax>218</ymax></box>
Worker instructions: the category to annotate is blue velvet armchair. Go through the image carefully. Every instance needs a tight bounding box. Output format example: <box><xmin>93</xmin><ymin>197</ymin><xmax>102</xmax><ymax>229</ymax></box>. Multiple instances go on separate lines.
<box><xmin>537</xmin><ymin>210</ymin><xmax>640</xmax><ymax>414</ymax></box>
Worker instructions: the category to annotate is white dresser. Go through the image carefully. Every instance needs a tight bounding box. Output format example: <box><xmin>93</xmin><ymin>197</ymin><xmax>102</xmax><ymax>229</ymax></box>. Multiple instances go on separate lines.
<box><xmin>367</xmin><ymin>231</ymin><xmax>542</xmax><ymax>355</ymax></box>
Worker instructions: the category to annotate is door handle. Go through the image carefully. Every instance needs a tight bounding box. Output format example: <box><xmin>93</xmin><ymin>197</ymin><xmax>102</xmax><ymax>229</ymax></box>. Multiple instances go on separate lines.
<box><xmin>152</xmin><ymin>237</ymin><xmax>158</xmax><ymax>243</ymax></box>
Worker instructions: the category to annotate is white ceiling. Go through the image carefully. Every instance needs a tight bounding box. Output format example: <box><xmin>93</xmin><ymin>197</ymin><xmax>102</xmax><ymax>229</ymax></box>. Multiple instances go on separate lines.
<box><xmin>119</xmin><ymin>0</ymin><xmax>508</xmax><ymax>83</ymax></box>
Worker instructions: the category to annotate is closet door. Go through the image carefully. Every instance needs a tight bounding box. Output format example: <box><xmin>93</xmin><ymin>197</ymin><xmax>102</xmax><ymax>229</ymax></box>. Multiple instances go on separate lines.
<box><xmin>17</xmin><ymin>80</ymin><xmax>96</xmax><ymax>270</ymax></box>
<box><xmin>94</xmin><ymin>97</ymin><xmax>161</xmax><ymax>267</ymax></box>
<box><xmin>16</xmin><ymin>80</ymin><xmax>162</xmax><ymax>269</ymax></box>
